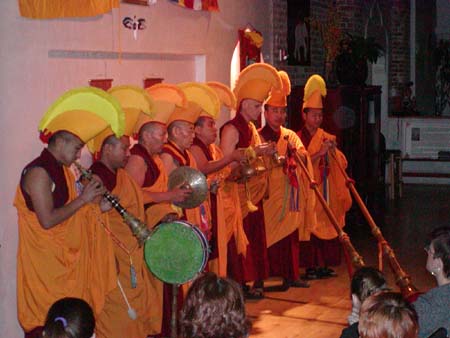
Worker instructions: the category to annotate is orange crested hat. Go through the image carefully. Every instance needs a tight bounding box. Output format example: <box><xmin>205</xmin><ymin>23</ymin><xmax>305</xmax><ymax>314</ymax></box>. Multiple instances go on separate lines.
<box><xmin>166</xmin><ymin>101</ymin><xmax>202</xmax><ymax>126</ymax></box>
<box><xmin>178</xmin><ymin>82</ymin><xmax>221</xmax><ymax>120</ymax></box>
<box><xmin>265</xmin><ymin>70</ymin><xmax>291</xmax><ymax>107</ymax></box>
<box><xmin>38</xmin><ymin>87</ymin><xmax>125</xmax><ymax>144</ymax></box>
<box><xmin>302</xmin><ymin>74</ymin><xmax>327</xmax><ymax>112</ymax></box>
<box><xmin>87</xmin><ymin>85</ymin><xmax>154</xmax><ymax>155</ymax></box>
<box><xmin>233</xmin><ymin>63</ymin><xmax>283</xmax><ymax>107</ymax></box>
<box><xmin>136</xmin><ymin>84</ymin><xmax>188</xmax><ymax>133</ymax></box>
<box><xmin>206</xmin><ymin>81</ymin><xmax>237</xmax><ymax>111</ymax></box>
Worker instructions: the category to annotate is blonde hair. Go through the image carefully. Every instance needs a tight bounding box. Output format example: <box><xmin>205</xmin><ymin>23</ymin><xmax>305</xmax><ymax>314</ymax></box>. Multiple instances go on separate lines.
<box><xmin>359</xmin><ymin>292</ymin><xmax>418</xmax><ymax>338</ymax></box>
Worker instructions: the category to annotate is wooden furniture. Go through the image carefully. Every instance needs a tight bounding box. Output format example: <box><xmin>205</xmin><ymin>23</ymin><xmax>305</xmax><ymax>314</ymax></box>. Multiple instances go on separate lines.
<box><xmin>288</xmin><ymin>85</ymin><xmax>382</xmax><ymax>197</ymax></box>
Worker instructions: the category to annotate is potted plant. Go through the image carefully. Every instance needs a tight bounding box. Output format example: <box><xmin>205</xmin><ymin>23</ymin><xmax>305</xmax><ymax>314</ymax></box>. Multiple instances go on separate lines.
<box><xmin>335</xmin><ymin>33</ymin><xmax>384</xmax><ymax>85</ymax></box>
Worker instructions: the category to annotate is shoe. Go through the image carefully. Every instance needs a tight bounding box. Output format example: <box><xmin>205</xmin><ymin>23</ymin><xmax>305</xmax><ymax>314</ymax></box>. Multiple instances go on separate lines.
<box><xmin>244</xmin><ymin>287</ymin><xmax>264</xmax><ymax>300</ymax></box>
<box><xmin>301</xmin><ymin>268</ymin><xmax>320</xmax><ymax>280</ymax></box>
<box><xmin>316</xmin><ymin>267</ymin><xmax>337</xmax><ymax>278</ymax></box>
<box><xmin>287</xmin><ymin>279</ymin><xmax>310</xmax><ymax>288</ymax></box>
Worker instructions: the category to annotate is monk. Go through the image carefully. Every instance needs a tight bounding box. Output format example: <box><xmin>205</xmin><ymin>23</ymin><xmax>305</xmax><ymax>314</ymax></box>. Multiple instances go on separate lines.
<box><xmin>88</xmin><ymin>85</ymin><xmax>164</xmax><ymax>338</ymax></box>
<box><xmin>14</xmin><ymin>87</ymin><xmax>121</xmax><ymax>337</ymax></box>
<box><xmin>220</xmin><ymin>63</ymin><xmax>282</xmax><ymax>299</ymax></box>
<box><xmin>259</xmin><ymin>71</ymin><xmax>315</xmax><ymax>289</ymax></box>
<box><xmin>297</xmin><ymin>75</ymin><xmax>352</xmax><ymax>280</ymax></box>
<box><xmin>188</xmin><ymin>82</ymin><xmax>246</xmax><ymax>277</ymax></box>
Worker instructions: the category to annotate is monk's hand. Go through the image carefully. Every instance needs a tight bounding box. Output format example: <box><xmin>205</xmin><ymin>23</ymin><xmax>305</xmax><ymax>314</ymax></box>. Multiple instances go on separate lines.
<box><xmin>255</xmin><ymin>142</ymin><xmax>276</xmax><ymax>156</ymax></box>
<box><xmin>169</xmin><ymin>187</ymin><xmax>193</xmax><ymax>203</ymax></box>
<box><xmin>80</xmin><ymin>178</ymin><xmax>106</xmax><ymax>204</ymax></box>
<box><xmin>318</xmin><ymin>139</ymin><xmax>334</xmax><ymax>156</ymax></box>
<box><xmin>231</xmin><ymin>148</ymin><xmax>247</xmax><ymax>162</ymax></box>
<box><xmin>99</xmin><ymin>196</ymin><xmax>114</xmax><ymax>212</ymax></box>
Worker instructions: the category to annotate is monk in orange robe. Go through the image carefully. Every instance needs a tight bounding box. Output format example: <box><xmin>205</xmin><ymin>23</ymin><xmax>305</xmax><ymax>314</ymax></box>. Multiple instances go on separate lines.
<box><xmin>87</xmin><ymin>85</ymin><xmax>163</xmax><ymax>338</ymax></box>
<box><xmin>220</xmin><ymin>63</ymin><xmax>282</xmax><ymax>299</ymax></box>
<box><xmin>14</xmin><ymin>88</ymin><xmax>121</xmax><ymax>338</ymax></box>
<box><xmin>259</xmin><ymin>71</ymin><xmax>315</xmax><ymax>289</ymax></box>
<box><xmin>89</xmin><ymin>134</ymin><xmax>160</xmax><ymax>338</ymax></box>
<box><xmin>297</xmin><ymin>75</ymin><xmax>352</xmax><ymax>280</ymax></box>
<box><xmin>189</xmin><ymin>82</ymin><xmax>247</xmax><ymax>277</ymax></box>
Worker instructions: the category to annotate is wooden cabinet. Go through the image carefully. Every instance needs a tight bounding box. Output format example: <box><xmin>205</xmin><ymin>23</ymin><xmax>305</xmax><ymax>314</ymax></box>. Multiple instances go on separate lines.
<box><xmin>287</xmin><ymin>85</ymin><xmax>382</xmax><ymax>197</ymax></box>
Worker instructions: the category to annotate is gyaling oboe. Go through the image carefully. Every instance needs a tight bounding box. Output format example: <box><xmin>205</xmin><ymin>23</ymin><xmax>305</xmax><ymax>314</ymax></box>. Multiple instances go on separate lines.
<box><xmin>74</xmin><ymin>162</ymin><xmax>152</xmax><ymax>246</ymax></box>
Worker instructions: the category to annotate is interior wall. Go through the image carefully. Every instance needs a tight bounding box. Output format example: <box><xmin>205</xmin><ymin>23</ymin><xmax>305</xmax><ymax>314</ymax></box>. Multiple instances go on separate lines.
<box><xmin>0</xmin><ymin>1</ymin><xmax>271</xmax><ymax>336</ymax></box>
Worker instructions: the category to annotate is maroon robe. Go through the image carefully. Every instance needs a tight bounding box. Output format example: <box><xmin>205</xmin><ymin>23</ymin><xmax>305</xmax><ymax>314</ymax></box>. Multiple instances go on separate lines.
<box><xmin>221</xmin><ymin>112</ymin><xmax>269</xmax><ymax>284</ymax></box>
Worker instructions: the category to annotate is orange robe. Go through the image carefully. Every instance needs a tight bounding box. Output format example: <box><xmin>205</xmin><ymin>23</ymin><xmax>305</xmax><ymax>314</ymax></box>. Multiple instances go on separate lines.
<box><xmin>93</xmin><ymin>166</ymin><xmax>162</xmax><ymax>338</ymax></box>
<box><xmin>192</xmin><ymin>141</ymin><xmax>248</xmax><ymax>277</ymax></box>
<box><xmin>305</xmin><ymin>128</ymin><xmax>352</xmax><ymax>240</ymax></box>
<box><xmin>142</xmin><ymin>154</ymin><xmax>182</xmax><ymax>228</ymax></box>
<box><xmin>161</xmin><ymin>142</ymin><xmax>211</xmax><ymax>237</ymax></box>
<box><xmin>14</xmin><ymin>166</ymin><xmax>117</xmax><ymax>332</ymax></box>
<box><xmin>261</xmin><ymin>126</ymin><xmax>316</xmax><ymax>246</ymax></box>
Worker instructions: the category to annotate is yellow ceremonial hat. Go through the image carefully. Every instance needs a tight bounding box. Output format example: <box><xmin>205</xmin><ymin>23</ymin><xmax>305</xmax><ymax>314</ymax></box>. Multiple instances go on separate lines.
<box><xmin>265</xmin><ymin>70</ymin><xmax>291</xmax><ymax>107</ymax></box>
<box><xmin>302</xmin><ymin>74</ymin><xmax>327</xmax><ymax>111</ymax></box>
<box><xmin>86</xmin><ymin>85</ymin><xmax>154</xmax><ymax>155</ymax></box>
<box><xmin>167</xmin><ymin>101</ymin><xmax>202</xmax><ymax>126</ymax></box>
<box><xmin>39</xmin><ymin>87</ymin><xmax>125</xmax><ymax>144</ymax></box>
<box><xmin>233</xmin><ymin>63</ymin><xmax>283</xmax><ymax>107</ymax></box>
<box><xmin>135</xmin><ymin>84</ymin><xmax>188</xmax><ymax>133</ymax></box>
<box><xmin>178</xmin><ymin>82</ymin><xmax>221</xmax><ymax>120</ymax></box>
<box><xmin>206</xmin><ymin>81</ymin><xmax>237</xmax><ymax>111</ymax></box>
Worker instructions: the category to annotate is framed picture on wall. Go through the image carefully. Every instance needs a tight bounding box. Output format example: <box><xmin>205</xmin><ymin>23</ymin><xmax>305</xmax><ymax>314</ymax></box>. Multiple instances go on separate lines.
<box><xmin>287</xmin><ymin>0</ymin><xmax>311</xmax><ymax>66</ymax></box>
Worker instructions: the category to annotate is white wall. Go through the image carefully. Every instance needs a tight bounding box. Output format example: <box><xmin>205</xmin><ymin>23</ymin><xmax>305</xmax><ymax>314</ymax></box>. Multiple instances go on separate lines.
<box><xmin>0</xmin><ymin>1</ymin><xmax>271</xmax><ymax>336</ymax></box>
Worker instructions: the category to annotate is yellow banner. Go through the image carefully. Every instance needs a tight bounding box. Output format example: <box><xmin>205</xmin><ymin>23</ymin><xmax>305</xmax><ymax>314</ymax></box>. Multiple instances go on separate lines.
<box><xmin>19</xmin><ymin>0</ymin><xmax>119</xmax><ymax>19</ymax></box>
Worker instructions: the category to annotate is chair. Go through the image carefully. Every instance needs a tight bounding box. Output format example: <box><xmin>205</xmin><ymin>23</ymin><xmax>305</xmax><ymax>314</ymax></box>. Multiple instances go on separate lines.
<box><xmin>427</xmin><ymin>327</ymin><xmax>448</xmax><ymax>338</ymax></box>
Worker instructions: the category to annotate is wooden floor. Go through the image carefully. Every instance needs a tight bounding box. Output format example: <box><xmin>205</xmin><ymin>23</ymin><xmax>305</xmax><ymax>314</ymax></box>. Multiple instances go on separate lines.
<box><xmin>245</xmin><ymin>184</ymin><xmax>450</xmax><ymax>338</ymax></box>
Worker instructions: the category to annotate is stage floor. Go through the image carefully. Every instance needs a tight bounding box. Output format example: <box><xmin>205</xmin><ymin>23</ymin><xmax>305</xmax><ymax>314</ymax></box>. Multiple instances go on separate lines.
<box><xmin>246</xmin><ymin>184</ymin><xmax>450</xmax><ymax>337</ymax></box>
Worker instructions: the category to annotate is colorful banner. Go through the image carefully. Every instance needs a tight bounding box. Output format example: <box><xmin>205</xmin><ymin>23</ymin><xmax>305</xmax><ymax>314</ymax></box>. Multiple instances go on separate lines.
<box><xmin>169</xmin><ymin>0</ymin><xmax>219</xmax><ymax>11</ymax></box>
<box><xmin>18</xmin><ymin>0</ymin><xmax>119</xmax><ymax>19</ymax></box>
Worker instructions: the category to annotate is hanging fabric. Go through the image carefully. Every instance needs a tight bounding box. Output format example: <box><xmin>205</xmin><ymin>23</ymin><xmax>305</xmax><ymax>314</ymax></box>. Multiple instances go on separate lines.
<box><xmin>169</xmin><ymin>0</ymin><xmax>219</xmax><ymax>11</ymax></box>
<box><xmin>18</xmin><ymin>0</ymin><xmax>119</xmax><ymax>19</ymax></box>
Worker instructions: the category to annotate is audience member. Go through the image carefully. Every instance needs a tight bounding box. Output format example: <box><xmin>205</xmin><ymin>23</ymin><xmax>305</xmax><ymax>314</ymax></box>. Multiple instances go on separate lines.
<box><xmin>42</xmin><ymin>298</ymin><xmax>95</xmax><ymax>338</ymax></box>
<box><xmin>180</xmin><ymin>272</ymin><xmax>251</xmax><ymax>338</ymax></box>
<box><xmin>413</xmin><ymin>227</ymin><xmax>450</xmax><ymax>338</ymax></box>
<box><xmin>340</xmin><ymin>267</ymin><xmax>389</xmax><ymax>338</ymax></box>
<box><xmin>359</xmin><ymin>292</ymin><xmax>418</xmax><ymax>338</ymax></box>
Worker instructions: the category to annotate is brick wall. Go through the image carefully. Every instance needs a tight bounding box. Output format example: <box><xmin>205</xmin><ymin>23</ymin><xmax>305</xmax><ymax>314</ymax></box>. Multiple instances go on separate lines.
<box><xmin>271</xmin><ymin>0</ymin><xmax>411</xmax><ymax>99</ymax></box>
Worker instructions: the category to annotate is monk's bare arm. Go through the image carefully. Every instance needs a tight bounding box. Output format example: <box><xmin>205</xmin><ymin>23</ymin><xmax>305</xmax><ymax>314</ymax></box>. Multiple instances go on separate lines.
<box><xmin>127</xmin><ymin>154</ymin><xmax>190</xmax><ymax>203</ymax></box>
<box><xmin>23</xmin><ymin>167</ymin><xmax>104</xmax><ymax>229</ymax></box>
<box><xmin>159</xmin><ymin>152</ymin><xmax>178</xmax><ymax>176</ymax></box>
<box><xmin>219</xmin><ymin>125</ymin><xmax>240</xmax><ymax>170</ymax></box>
<box><xmin>125</xmin><ymin>155</ymin><xmax>146</xmax><ymax>187</ymax></box>
<box><xmin>190</xmin><ymin>144</ymin><xmax>244</xmax><ymax>175</ymax></box>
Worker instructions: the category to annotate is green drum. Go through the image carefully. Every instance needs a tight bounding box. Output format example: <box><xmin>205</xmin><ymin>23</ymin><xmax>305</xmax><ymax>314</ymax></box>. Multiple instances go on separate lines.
<box><xmin>144</xmin><ymin>221</ymin><xmax>209</xmax><ymax>285</ymax></box>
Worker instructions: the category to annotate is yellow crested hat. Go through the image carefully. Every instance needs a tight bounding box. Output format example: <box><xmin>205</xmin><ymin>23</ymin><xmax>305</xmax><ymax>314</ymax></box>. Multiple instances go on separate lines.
<box><xmin>178</xmin><ymin>82</ymin><xmax>221</xmax><ymax>120</ymax></box>
<box><xmin>167</xmin><ymin>101</ymin><xmax>202</xmax><ymax>126</ymax></box>
<box><xmin>39</xmin><ymin>87</ymin><xmax>125</xmax><ymax>144</ymax></box>
<box><xmin>86</xmin><ymin>85</ymin><xmax>154</xmax><ymax>155</ymax></box>
<box><xmin>302</xmin><ymin>74</ymin><xmax>327</xmax><ymax>111</ymax></box>
<box><xmin>206</xmin><ymin>81</ymin><xmax>237</xmax><ymax>111</ymax></box>
<box><xmin>233</xmin><ymin>63</ymin><xmax>283</xmax><ymax>107</ymax></box>
<box><xmin>136</xmin><ymin>84</ymin><xmax>188</xmax><ymax>133</ymax></box>
<box><xmin>265</xmin><ymin>70</ymin><xmax>291</xmax><ymax>107</ymax></box>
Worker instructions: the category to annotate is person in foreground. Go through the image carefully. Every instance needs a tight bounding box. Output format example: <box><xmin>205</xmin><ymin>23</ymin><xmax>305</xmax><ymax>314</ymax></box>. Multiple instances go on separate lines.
<box><xmin>413</xmin><ymin>226</ymin><xmax>450</xmax><ymax>338</ymax></box>
<box><xmin>180</xmin><ymin>272</ymin><xmax>251</xmax><ymax>338</ymax></box>
<box><xmin>359</xmin><ymin>292</ymin><xmax>418</xmax><ymax>338</ymax></box>
<box><xmin>42</xmin><ymin>297</ymin><xmax>95</xmax><ymax>338</ymax></box>
<box><xmin>340</xmin><ymin>267</ymin><xmax>389</xmax><ymax>338</ymax></box>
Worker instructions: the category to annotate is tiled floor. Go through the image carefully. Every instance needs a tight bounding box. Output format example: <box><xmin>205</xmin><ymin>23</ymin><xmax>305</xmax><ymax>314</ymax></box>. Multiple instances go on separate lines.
<box><xmin>246</xmin><ymin>184</ymin><xmax>450</xmax><ymax>338</ymax></box>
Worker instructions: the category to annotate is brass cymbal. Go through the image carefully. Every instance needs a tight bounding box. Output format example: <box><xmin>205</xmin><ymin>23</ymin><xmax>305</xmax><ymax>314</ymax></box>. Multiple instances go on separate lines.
<box><xmin>168</xmin><ymin>166</ymin><xmax>208</xmax><ymax>209</ymax></box>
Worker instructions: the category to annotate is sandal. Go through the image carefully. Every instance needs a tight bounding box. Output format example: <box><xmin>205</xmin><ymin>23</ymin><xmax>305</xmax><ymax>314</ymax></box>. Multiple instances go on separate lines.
<box><xmin>244</xmin><ymin>287</ymin><xmax>264</xmax><ymax>300</ymax></box>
